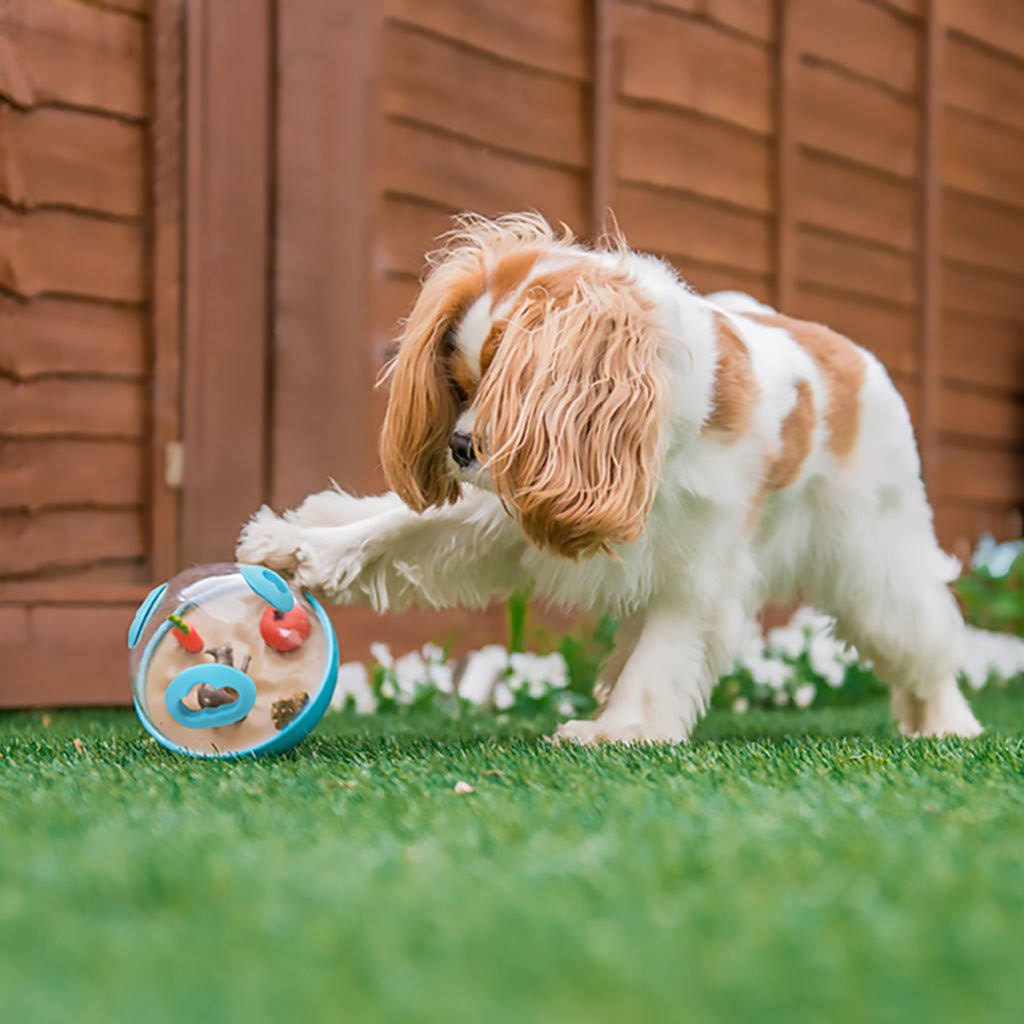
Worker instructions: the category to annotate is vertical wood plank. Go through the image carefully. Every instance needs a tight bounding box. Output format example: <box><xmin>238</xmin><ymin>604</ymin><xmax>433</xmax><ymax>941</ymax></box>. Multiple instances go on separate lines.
<box><xmin>590</xmin><ymin>0</ymin><xmax>616</xmax><ymax>238</ymax></box>
<box><xmin>181</xmin><ymin>0</ymin><xmax>273</xmax><ymax>564</ymax></box>
<box><xmin>148</xmin><ymin>0</ymin><xmax>184</xmax><ymax>580</ymax></box>
<box><xmin>919</xmin><ymin>0</ymin><xmax>945</xmax><ymax>491</ymax></box>
<box><xmin>271</xmin><ymin>0</ymin><xmax>381</xmax><ymax>510</ymax></box>
<box><xmin>774</xmin><ymin>0</ymin><xmax>797</xmax><ymax>311</ymax></box>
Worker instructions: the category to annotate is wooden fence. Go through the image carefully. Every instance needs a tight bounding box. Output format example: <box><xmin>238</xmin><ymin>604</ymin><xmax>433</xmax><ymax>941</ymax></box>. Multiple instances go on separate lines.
<box><xmin>1</xmin><ymin>0</ymin><xmax>1022</xmax><ymax>706</ymax></box>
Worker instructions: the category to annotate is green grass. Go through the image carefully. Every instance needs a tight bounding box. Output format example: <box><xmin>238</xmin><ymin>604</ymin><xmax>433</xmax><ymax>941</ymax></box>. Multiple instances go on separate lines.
<box><xmin>2</xmin><ymin>693</ymin><xmax>1023</xmax><ymax>1024</ymax></box>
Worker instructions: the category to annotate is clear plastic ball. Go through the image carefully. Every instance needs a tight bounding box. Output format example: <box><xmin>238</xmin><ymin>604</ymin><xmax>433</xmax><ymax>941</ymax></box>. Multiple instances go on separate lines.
<box><xmin>128</xmin><ymin>563</ymin><xmax>337</xmax><ymax>757</ymax></box>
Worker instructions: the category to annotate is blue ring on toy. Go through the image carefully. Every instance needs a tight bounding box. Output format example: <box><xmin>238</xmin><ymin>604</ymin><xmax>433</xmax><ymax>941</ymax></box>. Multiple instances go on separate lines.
<box><xmin>133</xmin><ymin>587</ymin><xmax>338</xmax><ymax>758</ymax></box>
<box><xmin>127</xmin><ymin>583</ymin><xmax>168</xmax><ymax>649</ymax></box>
<box><xmin>165</xmin><ymin>664</ymin><xmax>257</xmax><ymax>728</ymax></box>
<box><xmin>240</xmin><ymin>565</ymin><xmax>294</xmax><ymax>612</ymax></box>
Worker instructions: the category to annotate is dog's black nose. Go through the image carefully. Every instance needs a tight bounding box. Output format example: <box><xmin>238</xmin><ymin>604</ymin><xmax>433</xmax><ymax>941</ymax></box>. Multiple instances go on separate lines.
<box><xmin>449</xmin><ymin>431</ymin><xmax>476</xmax><ymax>468</ymax></box>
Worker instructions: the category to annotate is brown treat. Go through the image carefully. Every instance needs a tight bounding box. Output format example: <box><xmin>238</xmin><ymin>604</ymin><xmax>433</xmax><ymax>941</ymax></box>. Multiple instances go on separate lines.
<box><xmin>271</xmin><ymin>691</ymin><xmax>310</xmax><ymax>730</ymax></box>
<box><xmin>196</xmin><ymin>683</ymin><xmax>240</xmax><ymax>708</ymax></box>
<box><xmin>206</xmin><ymin>643</ymin><xmax>236</xmax><ymax>666</ymax></box>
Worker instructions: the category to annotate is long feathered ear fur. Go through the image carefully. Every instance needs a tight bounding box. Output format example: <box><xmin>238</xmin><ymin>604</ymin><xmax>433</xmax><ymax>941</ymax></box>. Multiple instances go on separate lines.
<box><xmin>378</xmin><ymin>257</ymin><xmax>483</xmax><ymax>511</ymax></box>
<box><xmin>378</xmin><ymin>212</ymin><xmax>566</xmax><ymax>512</ymax></box>
<box><xmin>473</xmin><ymin>265</ymin><xmax>667</xmax><ymax>558</ymax></box>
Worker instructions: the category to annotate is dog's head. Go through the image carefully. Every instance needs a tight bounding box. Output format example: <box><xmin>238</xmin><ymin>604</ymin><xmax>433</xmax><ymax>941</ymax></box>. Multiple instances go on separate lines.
<box><xmin>379</xmin><ymin>213</ymin><xmax>668</xmax><ymax>558</ymax></box>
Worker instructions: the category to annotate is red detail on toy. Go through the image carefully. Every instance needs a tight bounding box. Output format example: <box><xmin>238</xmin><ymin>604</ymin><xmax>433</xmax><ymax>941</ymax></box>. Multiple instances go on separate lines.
<box><xmin>168</xmin><ymin>613</ymin><xmax>205</xmax><ymax>654</ymax></box>
<box><xmin>260</xmin><ymin>604</ymin><xmax>311</xmax><ymax>652</ymax></box>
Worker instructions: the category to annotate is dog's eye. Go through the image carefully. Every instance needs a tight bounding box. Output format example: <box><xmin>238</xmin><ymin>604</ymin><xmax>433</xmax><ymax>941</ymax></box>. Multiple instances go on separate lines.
<box><xmin>450</xmin><ymin>378</ymin><xmax>469</xmax><ymax>405</ymax></box>
<box><xmin>441</xmin><ymin>327</ymin><xmax>457</xmax><ymax>354</ymax></box>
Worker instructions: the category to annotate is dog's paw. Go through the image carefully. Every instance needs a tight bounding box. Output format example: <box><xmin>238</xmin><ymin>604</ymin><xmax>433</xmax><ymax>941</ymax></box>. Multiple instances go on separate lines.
<box><xmin>893</xmin><ymin>685</ymin><xmax>983</xmax><ymax>739</ymax></box>
<box><xmin>552</xmin><ymin>717</ymin><xmax>684</xmax><ymax>746</ymax></box>
<box><xmin>289</xmin><ymin>524</ymin><xmax>376</xmax><ymax>603</ymax></box>
<box><xmin>235</xmin><ymin>506</ymin><xmax>305</xmax><ymax>574</ymax></box>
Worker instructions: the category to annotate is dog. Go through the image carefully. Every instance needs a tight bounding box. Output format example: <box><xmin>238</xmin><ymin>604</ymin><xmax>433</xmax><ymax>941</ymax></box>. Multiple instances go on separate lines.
<box><xmin>237</xmin><ymin>213</ymin><xmax>982</xmax><ymax>744</ymax></box>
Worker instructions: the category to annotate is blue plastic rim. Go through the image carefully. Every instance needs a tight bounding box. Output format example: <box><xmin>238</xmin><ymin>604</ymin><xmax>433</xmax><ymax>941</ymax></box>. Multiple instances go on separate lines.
<box><xmin>165</xmin><ymin>663</ymin><xmax>258</xmax><ymax>728</ymax></box>
<box><xmin>127</xmin><ymin>583</ymin><xmax>168</xmax><ymax>649</ymax></box>
<box><xmin>240</xmin><ymin>564</ymin><xmax>294</xmax><ymax>612</ymax></box>
<box><xmin>133</xmin><ymin>587</ymin><xmax>338</xmax><ymax>759</ymax></box>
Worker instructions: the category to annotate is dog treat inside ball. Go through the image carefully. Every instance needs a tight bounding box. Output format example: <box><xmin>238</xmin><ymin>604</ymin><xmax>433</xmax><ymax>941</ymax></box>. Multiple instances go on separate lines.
<box><xmin>128</xmin><ymin>563</ymin><xmax>338</xmax><ymax>758</ymax></box>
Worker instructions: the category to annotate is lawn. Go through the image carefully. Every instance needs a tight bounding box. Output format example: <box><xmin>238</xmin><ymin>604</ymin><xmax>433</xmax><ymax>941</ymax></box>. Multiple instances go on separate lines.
<box><xmin>2</xmin><ymin>691</ymin><xmax>1022</xmax><ymax>1024</ymax></box>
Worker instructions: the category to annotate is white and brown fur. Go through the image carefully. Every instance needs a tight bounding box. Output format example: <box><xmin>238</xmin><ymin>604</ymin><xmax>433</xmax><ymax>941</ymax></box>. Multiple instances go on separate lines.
<box><xmin>238</xmin><ymin>213</ymin><xmax>981</xmax><ymax>743</ymax></box>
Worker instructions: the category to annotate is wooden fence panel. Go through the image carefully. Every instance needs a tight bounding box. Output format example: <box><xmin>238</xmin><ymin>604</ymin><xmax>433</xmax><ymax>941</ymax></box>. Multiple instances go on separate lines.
<box><xmin>3</xmin><ymin>0</ymin><xmax>1023</xmax><ymax>708</ymax></box>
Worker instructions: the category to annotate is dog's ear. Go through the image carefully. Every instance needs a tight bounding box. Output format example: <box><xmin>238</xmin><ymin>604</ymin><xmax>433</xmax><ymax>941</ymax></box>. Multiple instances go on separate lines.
<box><xmin>379</xmin><ymin>260</ymin><xmax>483</xmax><ymax>511</ymax></box>
<box><xmin>474</xmin><ymin>267</ymin><xmax>667</xmax><ymax>557</ymax></box>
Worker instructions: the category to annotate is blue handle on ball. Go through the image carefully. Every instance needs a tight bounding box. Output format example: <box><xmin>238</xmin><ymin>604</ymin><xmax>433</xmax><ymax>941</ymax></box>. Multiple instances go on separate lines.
<box><xmin>165</xmin><ymin>664</ymin><xmax>257</xmax><ymax>729</ymax></box>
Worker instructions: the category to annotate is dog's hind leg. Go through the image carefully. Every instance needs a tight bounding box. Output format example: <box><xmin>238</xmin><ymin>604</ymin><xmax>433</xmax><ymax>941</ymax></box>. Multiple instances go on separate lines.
<box><xmin>810</xmin><ymin>503</ymin><xmax>982</xmax><ymax>739</ymax></box>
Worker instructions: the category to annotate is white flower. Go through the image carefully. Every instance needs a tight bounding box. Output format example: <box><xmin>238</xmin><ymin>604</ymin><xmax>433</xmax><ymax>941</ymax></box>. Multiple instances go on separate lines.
<box><xmin>492</xmin><ymin>681</ymin><xmax>515</xmax><ymax>710</ymax></box>
<box><xmin>773</xmin><ymin>689</ymin><xmax>790</xmax><ymax>708</ymax></box>
<box><xmin>732</xmin><ymin>696</ymin><xmax>750</xmax><ymax>713</ymax></box>
<box><xmin>331</xmin><ymin>661</ymin><xmax>377</xmax><ymax>714</ymax></box>
<box><xmin>557</xmin><ymin>699</ymin><xmax>575</xmax><ymax>717</ymax></box>
<box><xmin>369</xmin><ymin>642</ymin><xmax>393</xmax><ymax>668</ymax></box>
<box><xmin>793</xmin><ymin>683</ymin><xmax>816</xmax><ymax>709</ymax></box>
<box><xmin>458</xmin><ymin>645</ymin><xmax>509</xmax><ymax>705</ymax></box>
<box><xmin>421</xmin><ymin>642</ymin><xmax>446</xmax><ymax>665</ymax></box>
<box><xmin>746</xmin><ymin>654</ymin><xmax>792</xmax><ymax>690</ymax></box>
<box><xmin>806</xmin><ymin>630</ymin><xmax>847</xmax><ymax>688</ymax></box>
<box><xmin>791</xmin><ymin>607</ymin><xmax>836</xmax><ymax>632</ymax></box>
<box><xmin>509</xmin><ymin>651</ymin><xmax>570</xmax><ymax>698</ymax></box>
<box><xmin>767</xmin><ymin>626</ymin><xmax>806</xmax><ymax>660</ymax></box>
<box><xmin>431</xmin><ymin>661</ymin><xmax>455</xmax><ymax>695</ymax></box>
<box><xmin>394</xmin><ymin>651</ymin><xmax>429</xmax><ymax>700</ymax></box>
<box><xmin>960</xmin><ymin>626</ymin><xmax>1024</xmax><ymax>690</ymax></box>
<box><xmin>379</xmin><ymin>679</ymin><xmax>396</xmax><ymax>700</ymax></box>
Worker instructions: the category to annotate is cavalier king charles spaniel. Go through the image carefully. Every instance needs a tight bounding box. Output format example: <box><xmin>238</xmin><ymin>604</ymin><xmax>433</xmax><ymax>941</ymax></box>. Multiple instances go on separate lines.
<box><xmin>237</xmin><ymin>213</ymin><xmax>981</xmax><ymax>744</ymax></box>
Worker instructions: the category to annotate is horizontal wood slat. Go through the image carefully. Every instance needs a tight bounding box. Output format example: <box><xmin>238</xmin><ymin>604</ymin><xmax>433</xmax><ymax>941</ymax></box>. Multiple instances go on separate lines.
<box><xmin>791</xmin><ymin>0</ymin><xmax>921</xmax><ymax>95</ymax></box>
<box><xmin>944</xmin><ymin>34</ymin><xmax>1024</xmax><ymax>134</ymax></box>
<box><xmin>941</xmin><ymin>263</ymin><xmax>1023</xmax><ymax>321</ymax></box>
<box><xmin>618</xmin><ymin>5</ymin><xmax>773</xmax><ymax>134</ymax></box>
<box><xmin>945</xmin><ymin>0</ymin><xmax>1024</xmax><ymax>62</ymax></box>
<box><xmin>936</xmin><ymin>443</ymin><xmax>1024</xmax><ymax>504</ymax></box>
<box><xmin>0</xmin><ymin>439</ymin><xmax>143</xmax><ymax>509</ymax></box>
<box><xmin>616</xmin><ymin>102</ymin><xmax>772</xmax><ymax>212</ymax></box>
<box><xmin>0</xmin><ymin>378</ymin><xmax>145</xmax><ymax>438</ymax></box>
<box><xmin>0</xmin><ymin>297</ymin><xmax>145</xmax><ymax>378</ymax></box>
<box><xmin>377</xmin><ymin>196</ymin><xmax>458</xmax><ymax>276</ymax></box>
<box><xmin>794</xmin><ymin>63</ymin><xmax>919</xmax><ymax>178</ymax></box>
<box><xmin>0</xmin><ymin>104</ymin><xmax>144</xmax><ymax>215</ymax></box>
<box><xmin>0</xmin><ymin>507</ymin><xmax>143</xmax><ymax>577</ymax></box>
<box><xmin>385</xmin><ymin>0</ymin><xmax>588</xmax><ymax>79</ymax></box>
<box><xmin>383</xmin><ymin>24</ymin><xmax>587</xmax><ymax>167</ymax></box>
<box><xmin>794</xmin><ymin>150</ymin><xmax>916</xmax><ymax>250</ymax></box>
<box><xmin>939</xmin><ymin>384</ymin><xmax>1024</xmax><ymax>448</ymax></box>
<box><xmin>381</xmin><ymin>119</ymin><xmax>588</xmax><ymax>230</ymax></box>
<box><xmin>613</xmin><ymin>182</ymin><xmax>773</xmax><ymax>274</ymax></box>
<box><xmin>703</xmin><ymin>0</ymin><xmax>775</xmax><ymax>42</ymax></box>
<box><xmin>942</xmin><ymin>314</ymin><xmax>1024</xmax><ymax>395</ymax></box>
<box><xmin>0</xmin><ymin>208</ymin><xmax>144</xmax><ymax>301</ymax></box>
<box><xmin>0</xmin><ymin>604</ymin><xmax>136</xmax><ymax>707</ymax></box>
<box><xmin>671</xmin><ymin>261</ymin><xmax>774</xmax><ymax>304</ymax></box>
<box><xmin>942</xmin><ymin>190</ymin><xmax>1024</xmax><ymax>272</ymax></box>
<box><xmin>796</xmin><ymin>227</ymin><xmax>917</xmax><ymax>306</ymax></box>
<box><xmin>0</xmin><ymin>0</ymin><xmax>146</xmax><ymax>118</ymax></box>
<box><xmin>942</xmin><ymin>108</ymin><xmax>1024</xmax><ymax>210</ymax></box>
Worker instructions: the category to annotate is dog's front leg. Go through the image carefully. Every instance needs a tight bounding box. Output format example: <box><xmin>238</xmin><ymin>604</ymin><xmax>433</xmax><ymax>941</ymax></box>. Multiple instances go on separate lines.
<box><xmin>554</xmin><ymin>604</ymin><xmax>714</xmax><ymax>745</ymax></box>
<box><xmin>237</xmin><ymin>486</ymin><xmax>527</xmax><ymax>612</ymax></box>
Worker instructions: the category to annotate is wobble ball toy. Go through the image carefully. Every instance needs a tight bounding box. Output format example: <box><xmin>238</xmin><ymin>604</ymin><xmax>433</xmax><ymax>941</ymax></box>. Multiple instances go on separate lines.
<box><xmin>128</xmin><ymin>563</ymin><xmax>338</xmax><ymax>758</ymax></box>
